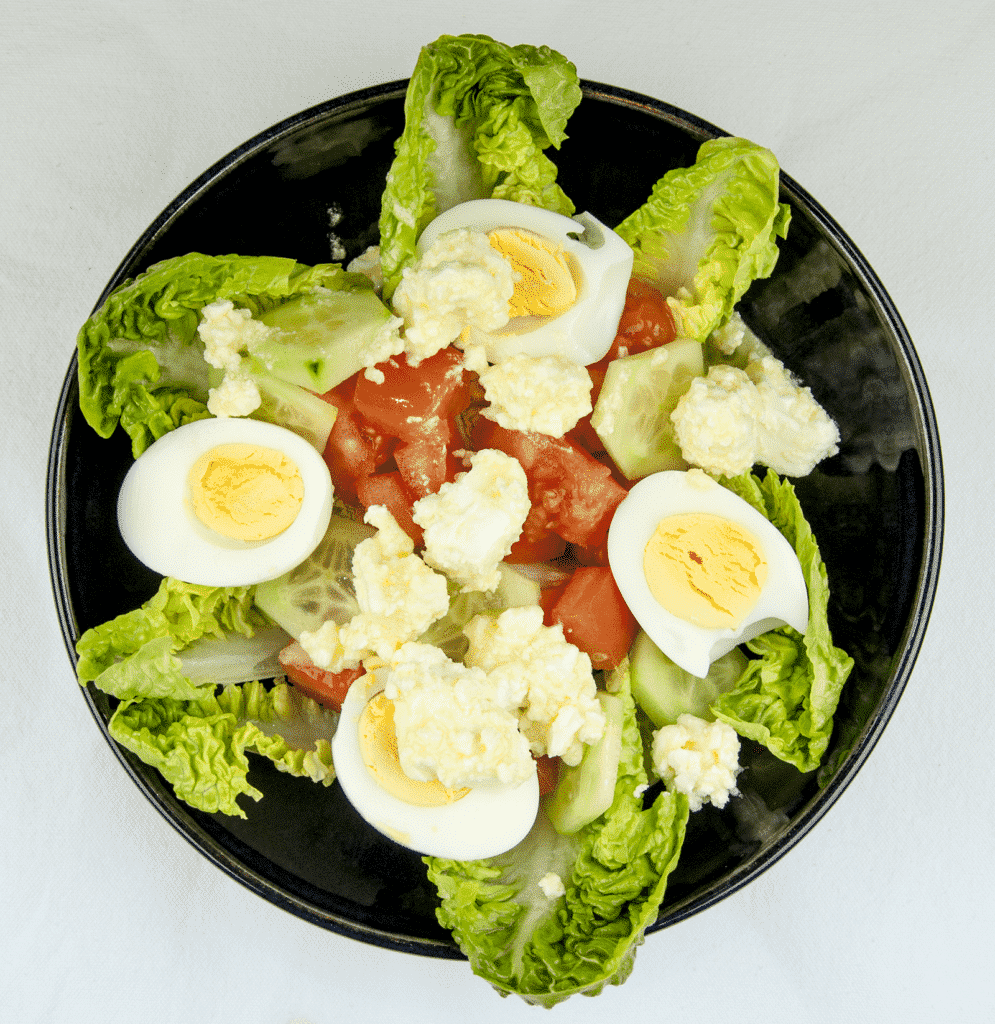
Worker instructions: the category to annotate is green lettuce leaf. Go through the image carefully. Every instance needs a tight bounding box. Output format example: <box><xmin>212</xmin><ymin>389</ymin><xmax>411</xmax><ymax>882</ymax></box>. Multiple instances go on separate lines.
<box><xmin>711</xmin><ymin>470</ymin><xmax>854</xmax><ymax>772</ymax></box>
<box><xmin>614</xmin><ymin>137</ymin><xmax>791</xmax><ymax>342</ymax></box>
<box><xmin>109</xmin><ymin>681</ymin><xmax>338</xmax><ymax>817</ymax></box>
<box><xmin>76</xmin><ymin>576</ymin><xmax>269</xmax><ymax>697</ymax></box>
<box><xmin>77</xmin><ymin>252</ymin><xmax>368</xmax><ymax>456</ymax></box>
<box><xmin>379</xmin><ymin>33</ymin><xmax>582</xmax><ymax>298</ymax></box>
<box><xmin>425</xmin><ymin>664</ymin><xmax>689</xmax><ymax>1007</ymax></box>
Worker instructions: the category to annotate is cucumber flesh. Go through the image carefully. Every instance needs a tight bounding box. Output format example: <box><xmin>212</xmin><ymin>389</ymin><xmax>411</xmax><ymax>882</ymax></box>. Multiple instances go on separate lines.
<box><xmin>418</xmin><ymin>562</ymin><xmax>541</xmax><ymax>661</ymax></box>
<box><xmin>254</xmin><ymin>513</ymin><xmax>375</xmax><ymax>638</ymax></box>
<box><xmin>630</xmin><ymin>629</ymin><xmax>747</xmax><ymax>727</ymax></box>
<box><xmin>255</xmin><ymin>288</ymin><xmax>399</xmax><ymax>394</ymax></box>
<box><xmin>248</xmin><ymin>360</ymin><xmax>339</xmax><ymax>452</ymax></box>
<box><xmin>590</xmin><ymin>339</ymin><xmax>704</xmax><ymax>480</ymax></box>
<box><xmin>545</xmin><ymin>690</ymin><xmax>624</xmax><ymax>836</ymax></box>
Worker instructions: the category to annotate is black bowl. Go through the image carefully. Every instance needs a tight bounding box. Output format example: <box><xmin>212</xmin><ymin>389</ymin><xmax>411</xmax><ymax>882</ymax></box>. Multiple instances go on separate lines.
<box><xmin>46</xmin><ymin>80</ymin><xmax>943</xmax><ymax>956</ymax></box>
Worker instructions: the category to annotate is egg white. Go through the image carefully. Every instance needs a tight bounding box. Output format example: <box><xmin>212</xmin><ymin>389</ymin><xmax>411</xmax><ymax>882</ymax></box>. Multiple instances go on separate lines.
<box><xmin>117</xmin><ymin>417</ymin><xmax>333</xmax><ymax>587</ymax></box>
<box><xmin>608</xmin><ymin>470</ymin><xmax>809</xmax><ymax>678</ymax></box>
<box><xmin>417</xmin><ymin>198</ymin><xmax>634</xmax><ymax>366</ymax></box>
<box><xmin>333</xmin><ymin>671</ymin><xmax>540</xmax><ymax>860</ymax></box>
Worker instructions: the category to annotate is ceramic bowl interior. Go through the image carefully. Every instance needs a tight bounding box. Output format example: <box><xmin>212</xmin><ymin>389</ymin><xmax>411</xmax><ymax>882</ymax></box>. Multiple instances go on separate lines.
<box><xmin>47</xmin><ymin>80</ymin><xmax>943</xmax><ymax>956</ymax></box>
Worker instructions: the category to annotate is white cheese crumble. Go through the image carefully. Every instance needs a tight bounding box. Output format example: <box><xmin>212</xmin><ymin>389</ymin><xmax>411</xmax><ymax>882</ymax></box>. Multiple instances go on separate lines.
<box><xmin>671</xmin><ymin>351</ymin><xmax>839</xmax><ymax>478</ymax></box>
<box><xmin>383</xmin><ymin>642</ymin><xmax>534</xmax><ymax>788</ymax></box>
<box><xmin>298</xmin><ymin>505</ymin><xmax>449</xmax><ymax>671</ymax></box>
<box><xmin>464</xmin><ymin>606</ymin><xmax>605</xmax><ymax>767</ymax></box>
<box><xmin>537</xmin><ymin>872</ymin><xmax>566</xmax><ymax>899</ymax></box>
<box><xmin>412</xmin><ymin>448</ymin><xmax>530</xmax><ymax>593</ymax></box>
<box><xmin>198</xmin><ymin>299</ymin><xmax>273</xmax><ymax>418</ymax></box>
<box><xmin>391</xmin><ymin>229</ymin><xmax>515</xmax><ymax>365</ymax></box>
<box><xmin>652</xmin><ymin>713</ymin><xmax>742</xmax><ymax>812</ymax></box>
<box><xmin>346</xmin><ymin>245</ymin><xmax>384</xmax><ymax>291</ymax></box>
<box><xmin>478</xmin><ymin>354</ymin><xmax>593</xmax><ymax>437</ymax></box>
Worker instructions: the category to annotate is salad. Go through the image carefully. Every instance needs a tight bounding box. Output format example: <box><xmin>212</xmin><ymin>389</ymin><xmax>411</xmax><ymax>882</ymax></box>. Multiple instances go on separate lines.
<box><xmin>72</xmin><ymin>34</ymin><xmax>854</xmax><ymax>1006</ymax></box>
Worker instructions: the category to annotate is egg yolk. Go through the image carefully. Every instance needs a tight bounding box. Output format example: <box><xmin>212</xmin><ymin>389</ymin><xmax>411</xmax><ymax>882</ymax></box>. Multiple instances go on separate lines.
<box><xmin>359</xmin><ymin>693</ymin><xmax>470</xmax><ymax>808</ymax></box>
<box><xmin>487</xmin><ymin>227</ymin><xmax>578</xmax><ymax>318</ymax></box>
<box><xmin>188</xmin><ymin>443</ymin><xmax>304</xmax><ymax>542</ymax></box>
<box><xmin>643</xmin><ymin>513</ymin><xmax>768</xmax><ymax>630</ymax></box>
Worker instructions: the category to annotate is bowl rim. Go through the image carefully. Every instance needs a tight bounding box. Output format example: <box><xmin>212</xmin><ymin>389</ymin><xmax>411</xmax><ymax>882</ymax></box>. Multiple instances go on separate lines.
<box><xmin>46</xmin><ymin>78</ymin><xmax>944</xmax><ymax>955</ymax></box>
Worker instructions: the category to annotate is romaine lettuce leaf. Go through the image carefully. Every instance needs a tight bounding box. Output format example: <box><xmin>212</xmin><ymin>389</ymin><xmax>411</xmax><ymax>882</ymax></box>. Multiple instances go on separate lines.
<box><xmin>615</xmin><ymin>137</ymin><xmax>791</xmax><ymax>342</ymax></box>
<box><xmin>425</xmin><ymin>664</ymin><xmax>689</xmax><ymax>1007</ymax></box>
<box><xmin>712</xmin><ymin>470</ymin><xmax>854</xmax><ymax>772</ymax></box>
<box><xmin>109</xmin><ymin>680</ymin><xmax>338</xmax><ymax>817</ymax></box>
<box><xmin>77</xmin><ymin>252</ymin><xmax>370</xmax><ymax>456</ymax></box>
<box><xmin>76</xmin><ymin>576</ymin><xmax>269</xmax><ymax>697</ymax></box>
<box><xmin>379</xmin><ymin>33</ymin><xmax>582</xmax><ymax>298</ymax></box>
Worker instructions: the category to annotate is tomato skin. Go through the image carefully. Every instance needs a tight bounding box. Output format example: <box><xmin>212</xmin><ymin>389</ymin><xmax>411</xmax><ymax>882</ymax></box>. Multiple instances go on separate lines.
<box><xmin>538</xmin><ymin>579</ymin><xmax>569</xmax><ymax>625</ymax></box>
<box><xmin>279</xmin><ymin>641</ymin><xmax>363</xmax><ymax>712</ymax></box>
<box><xmin>534</xmin><ymin>754</ymin><xmax>561</xmax><ymax>797</ymax></box>
<box><xmin>356</xmin><ymin>470</ymin><xmax>423</xmax><ymax>545</ymax></box>
<box><xmin>353</xmin><ymin>347</ymin><xmax>470</xmax><ymax>444</ymax></box>
<box><xmin>548</xmin><ymin>566</ymin><xmax>637</xmax><ymax>670</ymax></box>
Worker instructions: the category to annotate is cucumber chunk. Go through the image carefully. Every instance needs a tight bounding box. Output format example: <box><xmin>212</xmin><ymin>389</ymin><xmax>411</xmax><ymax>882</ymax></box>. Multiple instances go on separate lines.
<box><xmin>590</xmin><ymin>339</ymin><xmax>704</xmax><ymax>480</ymax></box>
<box><xmin>630</xmin><ymin>629</ymin><xmax>747</xmax><ymax>727</ymax></box>
<box><xmin>254</xmin><ymin>513</ymin><xmax>375</xmax><ymax>638</ymax></box>
<box><xmin>255</xmin><ymin>288</ymin><xmax>400</xmax><ymax>394</ymax></box>
<box><xmin>418</xmin><ymin>563</ymin><xmax>541</xmax><ymax>662</ymax></box>
<box><xmin>248</xmin><ymin>360</ymin><xmax>339</xmax><ymax>452</ymax></box>
<box><xmin>545</xmin><ymin>690</ymin><xmax>624</xmax><ymax>836</ymax></box>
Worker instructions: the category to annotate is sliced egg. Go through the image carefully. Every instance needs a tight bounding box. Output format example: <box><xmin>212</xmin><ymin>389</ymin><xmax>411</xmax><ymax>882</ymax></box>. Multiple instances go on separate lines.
<box><xmin>332</xmin><ymin>671</ymin><xmax>539</xmax><ymax>860</ymax></box>
<box><xmin>117</xmin><ymin>417</ymin><xmax>333</xmax><ymax>587</ymax></box>
<box><xmin>607</xmin><ymin>470</ymin><xmax>808</xmax><ymax>678</ymax></box>
<box><xmin>417</xmin><ymin>198</ymin><xmax>634</xmax><ymax>366</ymax></box>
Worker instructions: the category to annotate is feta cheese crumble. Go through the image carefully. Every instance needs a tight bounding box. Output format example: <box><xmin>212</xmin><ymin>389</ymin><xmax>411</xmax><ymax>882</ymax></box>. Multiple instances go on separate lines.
<box><xmin>299</xmin><ymin>505</ymin><xmax>449</xmax><ymax>671</ymax></box>
<box><xmin>651</xmin><ymin>713</ymin><xmax>742</xmax><ymax>812</ymax></box>
<box><xmin>671</xmin><ymin>349</ymin><xmax>840</xmax><ymax>477</ymax></box>
<box><xmin>198</xmin><ymin>299</ymin><xmax>271</xmax><ymax>418</ymax></box>
<box><xmin>391</xmin><ymin>229</ymin><xmax>515</xmax><ymax>365</ymax></box>
<box><xmin>383</xmin><ymin>642</ymin><xmax>534</xmax><ymax>788</ymax></box>
<box><xmin>412</xmin><ymin>448</ymin><xmax>530</xmax><ymax>593</ymax></box>
<box><xmin>538</xmin><ymin>872</ymin><xmax>566</xmax><ymax>899</ymax></box>
<box><xmin>464</xmin><ymin>606</ymin><xmax>605</xmax><ymax>766</ymax></box>
<box><xmin>478</xmin><ymin>354</ymin><xmax>593</xmax><ymax>437</ymax></box>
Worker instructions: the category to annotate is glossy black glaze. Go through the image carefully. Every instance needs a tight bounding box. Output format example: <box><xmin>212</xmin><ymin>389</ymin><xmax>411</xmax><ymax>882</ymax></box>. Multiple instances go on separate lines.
<box><xmin>46</xmin><ymin>80</ymin><xmax>942</xmax><ymax>955</ymax></box>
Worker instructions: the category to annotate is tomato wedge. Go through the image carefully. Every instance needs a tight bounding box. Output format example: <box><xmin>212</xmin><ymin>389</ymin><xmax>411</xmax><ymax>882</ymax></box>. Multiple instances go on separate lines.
<box><xmin>547</xmin><ymin>566</ymin><xmax>637</xmax><ymax>670</ymax></box>
<box><xmin>353</xmin><ymin>346</ymin><xmax>470</xmax><ymax>444</ymax></box>
<box><xmin>279</xmin><ymin>641</ymin><xmax>363</xmax><ymax>712</ymax></box>
<box><xmin>473</xmin><ymin>419</ymin><xmax>627</xmax><ymax>550</ymax></box>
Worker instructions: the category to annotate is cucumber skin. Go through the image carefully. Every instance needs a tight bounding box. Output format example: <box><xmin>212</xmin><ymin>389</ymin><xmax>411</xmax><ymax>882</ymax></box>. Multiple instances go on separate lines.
<box><xmin>545</xmin><ymin>690</ymin><xmax>624</xmax><ymax>836</ymax></box>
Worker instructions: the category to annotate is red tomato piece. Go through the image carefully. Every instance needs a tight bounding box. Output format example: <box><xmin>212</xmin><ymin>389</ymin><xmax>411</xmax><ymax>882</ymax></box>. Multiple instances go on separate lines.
<box><xmin>278</xmin><ymin>641</ymin><xmax>363</xmax><ymax>712</ymax></box>
<box><xmin>548</xmin><ymin>566</ymin><xmax>638</xmax><ymax>670</ymax></box>
<box><xmin>353</xmin><ymin>346</ymin><xmax>470</xmax><ymax>445</ymax></box>
<box><xmin>394</xmin><ymin>432</ymin><xmax>463</xmax><ymax>500</ymax></box>
<box><xmin>319</xmin><ymin>378</ymin><xmax>395</xmax><ymax>505</ymax></box>
<box><xmin>356</xmin><ymin>470</ymin><xmax>423</xmax><ymax>546</ymax></box>
<box><xmin>474</xmin><ymin>419</ymin><xmax>627</xmax><ymax>550</ymax></box>
<box><xmin>609</xmin><ymin>277</ymin><xmax>677</xmax><ymax>359</ymax></box>
<box><xmin>506</xmin><ymin>504</ymin><xmax>568</xmax><ymax>563</ymax></box>
<box><xmin>538</xmin><ymin>579</ymin><xmax>569</xmax><ymax>625</ymax></box>
<box><xmin>534</xmin><ymin>754</ymin><xmax>561</xmax><ymax>797</ymax></box>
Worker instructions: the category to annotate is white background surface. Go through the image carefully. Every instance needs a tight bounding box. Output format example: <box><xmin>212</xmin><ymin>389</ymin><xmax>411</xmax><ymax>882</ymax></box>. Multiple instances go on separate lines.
<box><xmin>3</xmin><ymin>2</ymin><xmax>990</xmax><ymax>1021</ymax></box>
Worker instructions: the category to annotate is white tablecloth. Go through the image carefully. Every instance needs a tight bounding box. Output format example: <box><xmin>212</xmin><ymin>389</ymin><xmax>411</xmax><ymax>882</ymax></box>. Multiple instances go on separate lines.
<box><xmin>3</xmin><ymin>3</ymin><xmax>988</xmax><ymax>1021</ymax></box>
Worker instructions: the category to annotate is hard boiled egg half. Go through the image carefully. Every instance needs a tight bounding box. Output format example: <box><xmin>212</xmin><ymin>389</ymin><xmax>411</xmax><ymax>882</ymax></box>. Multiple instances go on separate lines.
<box><xmin>117</xmin><ymin>417</ymin><xmax>333</xmax><ymax>587</ymax></box>
<box><xmin>333</xmin><ymin>671</ymin><xmax>540</xmax><ymax>860</ymax></box>
<box><xmin>417</xmin><ymin>198</ymin><xmax>634</xmax><ymax>366</ymax></box>
<box><xmin>608</xmin><ymin>470</ymin><xmax>809</xmax><ymax>678</ymax></box>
